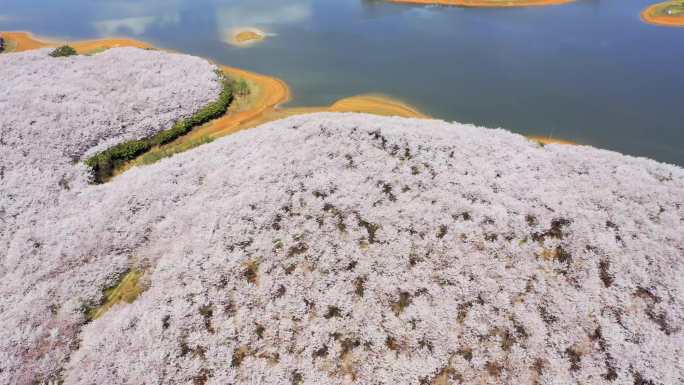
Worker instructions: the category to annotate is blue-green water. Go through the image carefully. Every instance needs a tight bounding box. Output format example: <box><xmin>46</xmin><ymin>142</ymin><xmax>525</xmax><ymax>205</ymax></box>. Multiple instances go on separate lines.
<box><xmin>1</xmin><ymin>0</ymin><xmax>682</xmax><ymax>165</ymax></box>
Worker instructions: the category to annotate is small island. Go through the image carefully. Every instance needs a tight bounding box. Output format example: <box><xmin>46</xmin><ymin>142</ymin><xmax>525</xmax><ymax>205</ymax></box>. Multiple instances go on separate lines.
<box><xmin>641</xmin><ymin>1</ymin><xmax>684</xmax><ymax>27</ymax></box>
<box><xmin>388</xmin><ymin>0</ymin><xmax>575</xmax><ymax>8</ymax></box>
<box><xmin>229</xmin><ymin>28</ymin><xmax>268</xmax><ymax>46</ymax></box>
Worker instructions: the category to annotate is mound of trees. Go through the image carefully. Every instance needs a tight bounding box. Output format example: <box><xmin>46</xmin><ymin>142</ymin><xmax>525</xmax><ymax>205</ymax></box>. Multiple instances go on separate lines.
<box><xmin>86</xmin><ymin>77</ymin><xmax>235</xmax><ymax>183</ymax></box>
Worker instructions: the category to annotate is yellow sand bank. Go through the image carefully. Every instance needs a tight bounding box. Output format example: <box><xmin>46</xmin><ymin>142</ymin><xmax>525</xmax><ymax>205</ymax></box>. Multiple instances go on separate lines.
<box><xmin>3</xmin><ymin>31</ymin><xmax>150</xmax><ymax>54</ymax></box>
<box><xmin>388</xmin><ymin>0</ymin><xmax>574</xmax><ymax>8</ymax></box>
<box><xmin>528</xmin><ymin>135</ymin><xmax>576</xmax><ymax>145</ymax></box>
<box><xmin>228</xmin><ymin>94</ymin><xmax>429</xmax><ymax>136</ymax></box>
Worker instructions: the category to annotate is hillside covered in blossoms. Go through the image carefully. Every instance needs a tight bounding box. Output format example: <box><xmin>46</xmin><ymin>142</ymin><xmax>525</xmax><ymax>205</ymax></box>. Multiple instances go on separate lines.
<box><xmin>1</xmin><ymin>48</ymin><xmax>683</xmax><ymax>385</ymax></box>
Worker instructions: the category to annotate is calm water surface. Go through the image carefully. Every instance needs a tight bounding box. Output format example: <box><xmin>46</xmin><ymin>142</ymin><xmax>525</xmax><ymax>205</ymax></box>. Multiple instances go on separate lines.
<box><xmin>1</xmin><ymin>0</ymin><xmax>682</xmax><ymax>165</ymax></box>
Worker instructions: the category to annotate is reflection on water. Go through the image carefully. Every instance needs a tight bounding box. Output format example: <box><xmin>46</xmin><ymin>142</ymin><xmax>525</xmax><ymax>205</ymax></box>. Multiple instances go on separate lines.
<box><xmin>1</xmin><ymin>0</ymin><xmax>682</xmax><ymax>165</ymax></box>
<box><xmin>94</xmin><ymin>15</ymin><xmax>180</xmax><ymax>36</ymax></box>
<box><xmin>90</xmin><ymin>0</ymin><xmax>182</xmax><ymax>37</ymax></box>
<box><xmin>216</xmin><ymin>1</ymin><xmax>312</xmax><ymax>27</ymax></box>
<box><xmin>215</xmin><ymin>0</ymin><xmax>312</xmax><ymax>44</ymax></box>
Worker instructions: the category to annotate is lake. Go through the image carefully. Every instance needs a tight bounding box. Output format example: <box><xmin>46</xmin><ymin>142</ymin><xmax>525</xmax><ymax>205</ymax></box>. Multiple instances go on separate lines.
<box><xmin>1</xmin><ymin>0</ymin><xmax>682</xmax><ymax>165</ymax></box>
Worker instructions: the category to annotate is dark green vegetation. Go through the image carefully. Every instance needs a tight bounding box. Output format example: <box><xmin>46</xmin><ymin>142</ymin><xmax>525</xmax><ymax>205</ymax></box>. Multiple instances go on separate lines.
<box><xmin>85</xmin><ymin>76</ymin><xmax>235</xmax><ymax>183</ymax></box>
<box><xmin>49</xmin><ymin>45</ymin><xmax>77</xmax><ymax>57</ymax></box>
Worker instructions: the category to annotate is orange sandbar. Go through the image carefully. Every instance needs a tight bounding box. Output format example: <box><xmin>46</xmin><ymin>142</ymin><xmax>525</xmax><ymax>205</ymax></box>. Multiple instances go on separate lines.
<box><xmin>388</xmin><ymin>0</ymin><xmax>575</xmax><ymax>8</ymax></box>
<box><xmin>2</xmin><ymin>31</ymin><xmax>150</xmax><ymax>53</ymax></box>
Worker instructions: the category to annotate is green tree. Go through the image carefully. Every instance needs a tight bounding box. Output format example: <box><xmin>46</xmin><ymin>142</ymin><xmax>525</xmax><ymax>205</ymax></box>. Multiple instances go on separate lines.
<box><xmin>49</xmin><ymin>45</ymin><xmax>77</xmax><ymax>57</ymax></box>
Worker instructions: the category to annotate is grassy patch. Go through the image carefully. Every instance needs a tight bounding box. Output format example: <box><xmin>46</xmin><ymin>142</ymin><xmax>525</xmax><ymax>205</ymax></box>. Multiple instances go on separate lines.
<box><xmin>226</xmin><ymin>76</ymin><xmax>258</xmax><ymax>113</ymax></box>
<box><xmin>653</xmin><ymin>1</ymin><xmax>684</xmax><ymax>16</ymax></box>
<box><xmin>83</xmin><ymin>46</ymin><xmax>110</xmax><ymax>56</ymax></box>
<box><xmin>137</xmin><ymin>135</ymin><xmax>215</xmax><ymax>166</ymax></box>
<box><xmin>85</xmin><ymin>75</ymin><xmax>234</xmax><ymax>183</ymax></box>
<box><xmin>87</xmin><ymin>270</ymin><xmax>144</xmax><ymax>320</ymax></box>
<box><xmin>664</xmin><ymin>2</ymin><xmax>684</xmax><ymax>15</ymax></box>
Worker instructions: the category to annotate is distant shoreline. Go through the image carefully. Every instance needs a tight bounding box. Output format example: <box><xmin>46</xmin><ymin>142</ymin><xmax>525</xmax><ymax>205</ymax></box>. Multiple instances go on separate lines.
<box><xmin>1</xmin><ymin>30</ymin><xmax>575</xmax><ymax>179</ymax></box>
<box><xmin>387</xmin><ymin>0</ymin><xmax>575</xmax><ymax>8</ymax></box>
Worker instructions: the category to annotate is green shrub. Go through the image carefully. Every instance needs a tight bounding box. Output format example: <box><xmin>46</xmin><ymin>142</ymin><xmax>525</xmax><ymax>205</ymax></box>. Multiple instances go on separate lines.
<box><xmin>86</xmin><ymin>78</ymin><xmax>233</xmax><ymax>183</ymax></box>
<box><xmin>49</xmin><ymin>45</ymin><xmax>78</xmax><ymax>58</ymax></box>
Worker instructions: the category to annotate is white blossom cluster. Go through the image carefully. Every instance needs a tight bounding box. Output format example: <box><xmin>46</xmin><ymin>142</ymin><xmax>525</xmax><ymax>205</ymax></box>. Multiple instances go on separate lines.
<box><xmin>0</xmin><ymin>47</ymin><xmax>221</xmax><ymax>263</ymax></box>
<box><xmin>0</xmin><ymin>48</ymin><xmax>220</xmax><ymax>384</ymax></box>
<box><xmin>1</xmin><ymin>50</ymin><xmax>683</xmax><ymax>385</ymax></box>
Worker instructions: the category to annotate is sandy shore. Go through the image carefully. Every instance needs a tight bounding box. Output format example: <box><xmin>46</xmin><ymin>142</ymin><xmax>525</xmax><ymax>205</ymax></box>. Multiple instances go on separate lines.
<box><xmin>169</xmin><ymin>92</ymin><xmax>427</xmax><ymax>140</ymax></box>
<box><xmin>528</xmin><ymin>135</ymin><xmax>576</xmax><ymax>145</ymax></box>
<box><xmin>641</xmin><ymin>2</ymin><xmax>684</xmax><ymax>27</ymax></box>
<box><xmin>2</xmin><ymin>31</ymin><xmax>150</xmax><ymax>53</ymax></box>
<box><xmin>388</xmin><ymin>0</ymin><xmax>575</xmax><ymax>8</ymax></box>
<box><xmin>1</xmin><ymin>32</ymin><xmax>51</xmax><ymax>51</ymax></box>
<box><xmin>219</xmin><ymin>94</ymin><xmax>428</xmax><ymax>135</ymax></box>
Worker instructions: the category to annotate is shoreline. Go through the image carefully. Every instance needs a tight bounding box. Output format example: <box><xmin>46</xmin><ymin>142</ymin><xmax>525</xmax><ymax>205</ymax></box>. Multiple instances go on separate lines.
<box><xmin>387</xmin><ymin>0</ymin><xmax>575</xmax><ymax>8</ymax></box>
<box><xmin>527</xmin><ymin>135</ymin><xmax>576</xmax><ymax>145</ymax></box>
<box><xmin>641</xmin><ymin>2</ymin><xmax>684</xmax><ymax>27</ymax></box>
<box><xmin>2</xmin><ymin>31</ymin><xmax>575</xmax><ymax>179</ymax></box>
